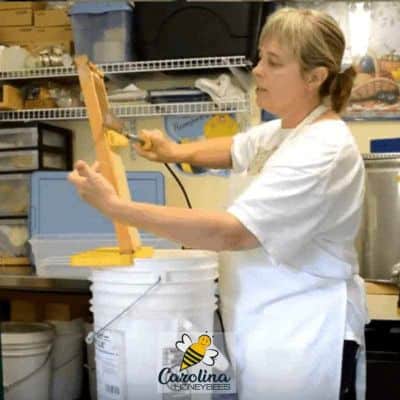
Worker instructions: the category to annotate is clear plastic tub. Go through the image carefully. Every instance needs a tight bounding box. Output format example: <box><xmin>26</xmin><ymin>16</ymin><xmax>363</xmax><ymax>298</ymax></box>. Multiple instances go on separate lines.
<box><xmin>0</xmin><ymin>174</ymin><xmax>30</xmax><ymax>216</ymax></box>
<box><xmin>0</xmin><ymin>150</ymin><xmax>67</xmax><ymax>172</ymax></box>
<box><xmin>0</xmin><ymin>150</ymin><xmax>38</xmax><ymax>171</ymax></box>
<box><xmin>0</xmin><ymin>125</ymin><xmax>68</xmax><ymax>150</ymax></box>
<box><xmin>0</xmin><ymin>127</ymin><xmax>37</xmax><ymax>150</ymax></box>
<box><xmin>42</xmin><ymin>153</ymin><xmax>66</xmax><ymax>169</ymax></box>
<box><xmin>0</xmin><ymin>218</ymin><xmax>29</xmax><ymax>257</ymax></box>
<box><xmin>41</xmin><ymin>128</ymin><xmax>65</xmax><ymax>148</ymax></box>
<box><xmin>29</xmin><ymin>233</ymin><xmax>181</xmax><ymax>279</ymax></box>
<box><xmin>70</xmin><ymin>2</ymin><xmax>135</xmax><ymax>63</ymax></box>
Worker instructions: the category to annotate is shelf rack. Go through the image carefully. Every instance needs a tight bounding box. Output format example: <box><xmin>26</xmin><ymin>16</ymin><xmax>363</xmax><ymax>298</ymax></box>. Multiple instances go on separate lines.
<box><xmin>0</xmin><ymin>56</ymin><xmax>251</xmax><ymax>121</ymax></box>
<box><xmin>0</xmin><ymin>98</ymin><xmax>250</xmax><ymax>122</ymax></box>
<box><xmin>0</xmin><ymin>56</ymin><xmax>250</xmax><ymax>81</ymax></box>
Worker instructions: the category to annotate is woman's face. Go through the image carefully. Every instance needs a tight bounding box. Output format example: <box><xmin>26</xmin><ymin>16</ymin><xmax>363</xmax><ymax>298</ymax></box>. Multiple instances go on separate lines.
<box><xmin>253</xmin><ymin>37</ymin><xmax>311</xmax><ymax>116</ymax></box>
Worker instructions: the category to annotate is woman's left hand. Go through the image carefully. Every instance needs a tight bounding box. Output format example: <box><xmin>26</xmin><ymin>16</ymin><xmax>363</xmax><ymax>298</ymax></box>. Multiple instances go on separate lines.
<box><xmin>68</xmin><ymin>160</ymin><xmax>119</xmax><ymax>216</ymax></box>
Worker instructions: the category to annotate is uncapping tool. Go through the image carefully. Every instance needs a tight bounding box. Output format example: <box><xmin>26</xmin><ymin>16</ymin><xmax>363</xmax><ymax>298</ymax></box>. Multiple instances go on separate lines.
<box><xmin>122</xmin><ymin>132</ymin><xmax>152</xmax><ymax>150</ymax></box>
<box><xmin>103</xmin><ymin>112</ymin><xmax>152</xmax><ymax>150</ymax></box>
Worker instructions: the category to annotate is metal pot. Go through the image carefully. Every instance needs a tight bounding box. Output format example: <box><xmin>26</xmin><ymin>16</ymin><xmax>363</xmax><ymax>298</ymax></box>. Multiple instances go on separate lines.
<box><xmin>357</xmin><ymin>153</ymin><xmax>400</xmax><ymax>285</ymax></box>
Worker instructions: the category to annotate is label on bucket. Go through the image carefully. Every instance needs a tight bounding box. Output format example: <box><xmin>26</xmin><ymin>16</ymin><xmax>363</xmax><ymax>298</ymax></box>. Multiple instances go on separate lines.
<box><xmin>96</xmin><ymin>329</ymin><xmax>126</xmax><ymax>400</ymax></box>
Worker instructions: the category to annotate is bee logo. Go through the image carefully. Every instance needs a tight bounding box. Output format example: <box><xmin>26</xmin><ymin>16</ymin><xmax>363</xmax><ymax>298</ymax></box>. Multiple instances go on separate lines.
<box><xmin>176</xmin><ymin>333</ymin><xmax>219</xmax><ymax>371</ymax></box>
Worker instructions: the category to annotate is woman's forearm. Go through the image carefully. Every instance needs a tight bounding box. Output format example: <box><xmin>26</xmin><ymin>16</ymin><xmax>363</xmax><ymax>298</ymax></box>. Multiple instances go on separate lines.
<box><xmin>176</xmin><ymin>137</ymin><xmax>233</xmax><ymax>169</ymax></box>
<box><xmin>106</xmin><ymin>198</ymin><xmax>259</xmax><ymax>251</ymax></box>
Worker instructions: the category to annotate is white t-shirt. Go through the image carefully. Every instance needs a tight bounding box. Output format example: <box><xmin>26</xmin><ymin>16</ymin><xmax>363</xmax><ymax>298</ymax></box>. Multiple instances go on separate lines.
<box><xmin>227</xmin><ymin>118</ymin><xmax>367</xmax><ymax>344</ymax></box>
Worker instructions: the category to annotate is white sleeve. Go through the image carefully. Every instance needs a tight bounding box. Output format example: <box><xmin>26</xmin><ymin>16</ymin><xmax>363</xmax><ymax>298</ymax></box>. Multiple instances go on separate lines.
<box><xmin>228</xmin><ymin>137</ymin><xmax>338</xmax><ymax>265</ymax></box>
<box><xmin>231</xmin><ymin>120</ymin><xmax>281</xmax><ymax>173</ymax></box>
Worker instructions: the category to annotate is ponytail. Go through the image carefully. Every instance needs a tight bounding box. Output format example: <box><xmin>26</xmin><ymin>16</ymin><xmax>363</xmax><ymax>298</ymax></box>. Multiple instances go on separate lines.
<box><xmin>327</xmin><ymin>66</ymin><xmax>357</xmax><ymax>113</ymax></box>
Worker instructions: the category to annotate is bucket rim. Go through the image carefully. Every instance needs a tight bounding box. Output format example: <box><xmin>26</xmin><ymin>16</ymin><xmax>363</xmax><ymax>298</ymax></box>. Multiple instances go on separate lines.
<box><xmin>90</xmin><ymin>262</ymin><xmax>219</xmax><ymax>276</ymax></box>
<box><xmin>45</xmin><ymin>318</ymin><xmax>84</xmax><ymax>335</ymax></box>
<box><xmin>1</xmin><ymin>322</ymin><xmax>54</xmax><ymax>345</ymax></box>
<box><xmin>90</xmin><ymin>304</ymin><xmax>218</xmax><ymax>318</ymax></box>
<box><xmin>90</xmin><ymin>300</ymin><xmax>218</xmax><ymax>312</ymax></box>
<box><xmin>90</xmin><ymin>276</ymin><xmax>217</xmax><ymax>288</ymax></box>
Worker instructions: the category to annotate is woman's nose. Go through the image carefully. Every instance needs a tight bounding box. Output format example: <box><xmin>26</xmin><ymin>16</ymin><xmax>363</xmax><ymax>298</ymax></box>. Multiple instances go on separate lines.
<box><xmin>252</xmin><ymin>63</ymin><xmax>262</xmax><ymax>79</ymax></box>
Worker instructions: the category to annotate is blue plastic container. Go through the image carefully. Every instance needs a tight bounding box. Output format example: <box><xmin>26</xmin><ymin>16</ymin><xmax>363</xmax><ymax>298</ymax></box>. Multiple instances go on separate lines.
<box><xmin>70</xmin><ymin>1</ymin><xmax>135</xmax><ymax>63</ymax></box>
<box><xmin>371</xmin><ymin>138</ymin><xmax>400</xmax><ymax>153</ymax></box>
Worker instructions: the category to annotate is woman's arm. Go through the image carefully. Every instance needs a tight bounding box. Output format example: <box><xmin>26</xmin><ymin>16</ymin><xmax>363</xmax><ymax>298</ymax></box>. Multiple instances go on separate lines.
<box><xmin>68</xmin><ymin>160</ymin><xmax>259</xmax><ymax>251</ymax></box>
<box><xmin>134</xmin><ymin>129</ymin><xmax>233</xmax><ymax>170</ymax></box>
<box><xmin>107</xmin><ymin>198</ymin><xmax>259</xmax><ymax>251</ymax></box>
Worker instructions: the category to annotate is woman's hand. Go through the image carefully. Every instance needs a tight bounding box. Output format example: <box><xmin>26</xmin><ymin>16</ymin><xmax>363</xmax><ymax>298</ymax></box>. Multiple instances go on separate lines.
<box><xmin>132</xmin><ymin>129</ymin><xmax>180</xmax><ymax>163</ymax></box>
<box><xmin>68</xmin><ymin>160</ymin><xmax>120</xmax><ymax>216</ymax></box>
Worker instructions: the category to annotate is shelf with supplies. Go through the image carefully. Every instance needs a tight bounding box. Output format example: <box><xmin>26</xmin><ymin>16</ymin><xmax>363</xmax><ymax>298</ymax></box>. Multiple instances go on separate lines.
<box><xmin>0</xmin><ymin>98</ymin><xmax>250</xmax><ymax>122</ymax></box>
<box><xmin>0</xmin><ymin>56</ymin><xmax>251</xmax><ymax>81</ymax></box>
<box><xmin>0</xmin><ymin>55</ymin><xmax>252</xmax><ymax>122</ymax></box>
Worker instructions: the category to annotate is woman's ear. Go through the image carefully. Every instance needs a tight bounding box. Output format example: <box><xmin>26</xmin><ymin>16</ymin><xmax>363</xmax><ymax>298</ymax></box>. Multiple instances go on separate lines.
<box><xmin>306</xmin><ymin>66</ymin><xmax>329</xmax><ymax>90</ymax></box>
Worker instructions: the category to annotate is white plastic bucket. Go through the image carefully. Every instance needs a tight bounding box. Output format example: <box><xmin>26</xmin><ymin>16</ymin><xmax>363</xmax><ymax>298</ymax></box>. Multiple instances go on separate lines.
<box><xmin>89</xmin><ymin>249</ymin><xmax>219</xmax><ymax>400</ymax></box>
<box><xmin>1</xmin><ymin>322</ymin><xmax>54</xmax><ymax>400</ymax></box>
<box><xmin>47</xmin><ymin>319</ymin><xmax>84</xmax><ymax>400</ymax></box>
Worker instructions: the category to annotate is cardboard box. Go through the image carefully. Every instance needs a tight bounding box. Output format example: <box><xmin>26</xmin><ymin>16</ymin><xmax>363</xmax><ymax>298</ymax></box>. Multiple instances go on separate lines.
<box><xmin>11</xmin><ymin>300</ymin><xmax>38</xmax><ymax>322</ymax></box>
<box><xmin>35</xmin><ymin>26</ymin><xmax>73</xmax><ymax>41</ymax></box>
<box><xmin>0</xmin><ymin>2</ymin><xmax>46</xmax><ymax>11</ymax></box>
<box><xmin>45</xmin><ymin>303</ymin><xmax>71</xmax><ymax>321</ymax></box>
<box><xmin>35</xmin><ymin>8</ymin><xmax>70</xmax><ymax>27</ymax></box>
<box><xmin>0</xmin><ymin>9</ymin><xmax>33</xmax><ymax>26</ymax></box>
<box><xmin>0</xmin><ymin>26</ymin><xmax>73</xmax><ymax>43</ymax></box>
<box><xmin>0</xmin><ymin>85</ymin><xmax>24</xmax><ymax>110</ymax></box>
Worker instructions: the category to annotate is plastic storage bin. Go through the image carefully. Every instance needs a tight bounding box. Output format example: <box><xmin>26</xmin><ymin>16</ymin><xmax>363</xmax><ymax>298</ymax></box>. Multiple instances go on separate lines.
<box><xmin>0</xmin><ymin>122</ymin><xmax>71</xmax><ymax>151</ymax></box>
<box><xmin>0</xmin><ymin>174</ymin><xmax>30</xmax><ymax>217</ymax></box>
<box><xmin>30</xmin><ymin>171</ymin><xmax>165</xmax><ymax>235</ymax></box>
<box><xmin>30</xmin><ymin>233</ymin><xmax>180</xmax><ymax>279</ymax></box>
<box><xmin>0</xmin><ymin>218</ymin><xmax>29</xmax><ymax>257</ymax></box>
<box><xmin>0</xmin><ymin>150</ymin><xmax>69</xmax><ymax>172</ymax></box>
<box><xmin>28</xmin><ymin>171</ymin><xmax>173</xmax><ymax>278</ymax></box>
<box><xmin>70</xmin><ymin>1</ymin><xmax>135</xmax><ymax>63</ymax></box>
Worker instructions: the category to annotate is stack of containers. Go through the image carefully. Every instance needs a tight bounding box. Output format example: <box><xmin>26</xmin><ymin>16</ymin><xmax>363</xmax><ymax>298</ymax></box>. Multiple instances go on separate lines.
<box><xmin>0</xmin><ymin>122</ymin><xmax>72</xmax><ymax>268</ymax></box>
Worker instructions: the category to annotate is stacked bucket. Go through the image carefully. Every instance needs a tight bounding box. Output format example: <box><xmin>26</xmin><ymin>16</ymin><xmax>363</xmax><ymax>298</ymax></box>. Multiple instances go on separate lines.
<box><xmin>1</xmin><ymin>320</ymin><xmax>84</xmax><ymax>400</ymax></box>
<box><xmin>89</xmin><ymin>249</ymin><xmax>219</xmax><ymax>400</ymax></box>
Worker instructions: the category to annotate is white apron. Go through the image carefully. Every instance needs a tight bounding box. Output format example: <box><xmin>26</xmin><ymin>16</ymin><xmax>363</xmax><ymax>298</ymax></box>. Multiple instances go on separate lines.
<box><xmin>219</xmin><ymin>106</ymin><xmax>368</xmax><ymax>400</ymax></box>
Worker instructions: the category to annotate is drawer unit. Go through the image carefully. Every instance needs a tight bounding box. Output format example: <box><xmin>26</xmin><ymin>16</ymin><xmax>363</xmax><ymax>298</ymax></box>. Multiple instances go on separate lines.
<box><xmin>0</xmin><ymin>218</ymin><xmax>29</xmax><ymax>258</ymax></box>
<box><xmin>0</xmin><ymin>149</ymin><xmax>70</xmax><ymax>172</ymax></box>
<box><xmin>0</xmin><ymin>174</ymin><xmax>30</xmax><ymax>217</ymax></box>
<box><xmin>0</xmin><ymin>122</ymin><xmax>72</xmax><ymax>151</ymax></box>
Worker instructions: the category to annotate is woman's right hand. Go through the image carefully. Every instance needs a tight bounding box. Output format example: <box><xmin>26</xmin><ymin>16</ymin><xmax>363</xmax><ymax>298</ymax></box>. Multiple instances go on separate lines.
<box><xmin>132</xmin><ymin>129</ymin><xmax>180</xmax><ymax>163</ymax></box>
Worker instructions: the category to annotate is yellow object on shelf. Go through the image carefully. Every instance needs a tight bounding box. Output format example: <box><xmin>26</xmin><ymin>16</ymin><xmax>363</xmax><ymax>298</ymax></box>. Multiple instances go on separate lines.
<box><xmin>0</xmin><ymin>84</ymin><xmax>23</xmax><ymax>110</ymax></box>
<box><xmin>204</xmin><ymin>114</ymin><xmax>239</xmax><ymax>139</ymax></box>
<box><xmin>70</xmin><ymin>246</ymin><xmax>154</xmax><ymax>267</ymax></box>
<box><xmin>391</xmin><ymin>68</ymin><xmax>400</xmax><ymax>82</ymax></box>
<box><xmin>0</xmin><ymin>256</ymin><xmax>30</xmax><ymax>266</ymax></box>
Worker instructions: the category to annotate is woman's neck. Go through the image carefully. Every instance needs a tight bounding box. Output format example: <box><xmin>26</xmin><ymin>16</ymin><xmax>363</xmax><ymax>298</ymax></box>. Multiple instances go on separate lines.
<box><xmin>280</xmin><ymin>99</ymin><xmax>323</xmax><ymax>129</ymax></box>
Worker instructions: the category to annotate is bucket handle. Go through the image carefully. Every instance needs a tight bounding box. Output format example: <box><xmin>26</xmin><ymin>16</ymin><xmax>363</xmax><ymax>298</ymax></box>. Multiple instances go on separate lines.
<box><xmin>4</xmin><ymin>344</ymin><xmax>54</xmax><ymax>393</ymax></box>
<box><xmin>86</xmin><ymin>276</ymin><xmax>162</xmax><ymax>345</ymax></box>
<box><xmin>54</xmin><ymin>352</ymin><xmax>82</xmax><ymax>371</ymax></box>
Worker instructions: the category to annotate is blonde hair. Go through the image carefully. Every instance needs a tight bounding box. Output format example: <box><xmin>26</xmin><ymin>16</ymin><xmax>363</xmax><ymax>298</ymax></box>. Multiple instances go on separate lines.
<box><xmin>260</xmin><ymin>8</ymin><xmax>356</xmax><ymax>113</ymax></box>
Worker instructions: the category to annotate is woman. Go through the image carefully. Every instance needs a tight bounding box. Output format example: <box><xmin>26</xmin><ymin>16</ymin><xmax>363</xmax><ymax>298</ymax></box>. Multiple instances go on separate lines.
<box><xmin>69</xmin><ymin>8</ymin><xmax>368</xmax><ymax>400</ymax></box>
